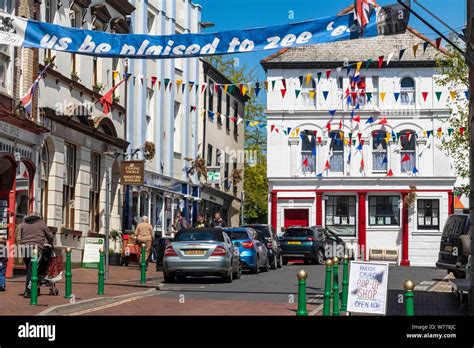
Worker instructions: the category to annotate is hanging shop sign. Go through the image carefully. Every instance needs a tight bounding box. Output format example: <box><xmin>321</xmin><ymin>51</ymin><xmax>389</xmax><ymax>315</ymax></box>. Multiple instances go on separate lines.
<box><xmin>120</xmin><ymin>160</ymin><xmax>145</xmax><ymax>185</ymax></box>
<box><xmin>207</xmin><ymin>167</ymin><xmax>221</xmax><ymax>185</ymax></box>
<box><xmin>0</xmin><ymin>2</ymin><xmax>409</xmax><ymax>59</ymax></box>
<box><xmin>347</xmin><ymin>260</ymin><xmax>389</xmax><ymax>315</ymax></box>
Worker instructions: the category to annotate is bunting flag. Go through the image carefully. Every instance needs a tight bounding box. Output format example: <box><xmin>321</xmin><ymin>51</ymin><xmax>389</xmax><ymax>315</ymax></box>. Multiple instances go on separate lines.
<box><xmin>366</xmin><ymin>92</ymin><xmax>373</xmax><ymax>102</ymax></box>
<box><xmin>387</xmin><ymin>169</ymin><xmax>394</xmax><ymax>177</ymax></box>
<box><xmin>329</xmin><ymin>109</ymin><xmax>337</xmax><ymax>117</ymax></box>
<box><xmin>399</xmin><ymin>48</ymin><xmax>406</xmax><ymax>60</ymax></box>
<box><xmin>401</xmin><ymin>154</ymin><xmax>411</xmax><ymax>162</ymax></box>
<box><xmin>394</xmin><ymin>92</ymin><xmax>400</xmax><ymax>102</ymax></box>
<box><xmin>324</xmin><ymin>160</ymin><xmax>331</xmax><ymax>170</ymax></box>
<box><xmin>365</xmin><ymin>58</ymin><xmax>373</xmax><ymax>69</ymax></box>
<box><xmin>305</xmin><ymin>74</ymin><xmax>312</xmax><ymax>86</ymax></box>
<box><xmin>447</xmin><ymin>128</ymin><xmax>454</xmax><ymax>136</ymax></box>
<box><xmin>465</xmin><ymin>91</ymin><xmax>470</xmax><ymax>100</ymax></box>
<box><xmin>435</xmin><ymin>37</ymin><xmax>442</xmax><ymax>50</ymax></box>
<box><xmin>460</xmin><ymin>127</ymin><xmax>465</xmax><ymax>136</ymax></box>
<box><xmin>295</xmin><ymin>89</ymin><xmax>301</xmax><ymax>98</ymax></box>
<box><xmin>382</xmin><ymin>156</ymin><xmax>388</xmax><ymax>164</ymax></box>
<box><xmin>435</xmin><ymin>91</ymin><xmax>442</xmax><ymax>101</ymax></box>
<box><xmin>190</xmin><ymin>106</ymin><xmax>197</xmax><ymax>112</ymax></box>
<box><xmin>380</xmin><ymin>92</ymin><xmax>386</xmax><ymax>102</ymax></box>
<box><xmin>208</xmin><ymin>111</ymin><xmax>215</xmax><ymax>120</ymax></box>
<box><xmin>323</xmin><ymin>91</ymin><xmax>329</xmax><ymax>100</ymax></box>
<box><xmin>427</xmin><ymin>130</ymin><xmax>432</xmax><ymax>138</ymax></box>
<box><xmin>271</xmin><ymin>80</ymin><xmax>276</xmax><ymax>91</ymax></box>
<box><xmin>280</xmin><ymin>89</ymin><xmax>287</xmax><ymax>98</ymax></box>
<box><xmin>378</xmin><ymin>55</ymin><xmax>384</xmax><ymax>69</ymax></box>
<box><xmin>360</xmin><ymin>158</ymin><xmax>365</xmax><ymax>170</ymax></box>
<box><xmin>164</xmin><ymin>78</ymin><xmax>170</xmax><ymax>90</ymax></box>
<box><xmin>326</xmin><ymin>121</ymin><xmax>331</xmax><ymax>131</ymax></box>
<box><xmin>150</xmin><ymin>76</ymin><xmax>158</xmax><ymax>87</ymax></box>
<box><xmin>423</xmin><ymin>41</ymin><xmax>430</xmax><ymax>53</ymax></box>
<box><xmin>356</xmin><ymin>61</ymin><xmax>363</xmax><ymax>74</ymax></box>
<box><xmin>386</xmin><ymin>52</ymin><xmax>395</xmax><ymax>66</ymax></box>
<box><xmin>255</xmin><ymin>83</ymin><xmax>261</xmax><ymax>96</ymax></box>
<box><xmin>449</xmin><ymin>91</ymin><xmax>457</xmax><ymax>100</ymax></box>
<box><xmin>412</xmin><ymin>166</ymin><xmax>419</xmax><ymax>175</ymax></box>
<box><xmin>316</xmin><ymin>172</ymin><xmax>323</xmax><ymax>177</ymax></box>
<box><xmin>378</xmin><ymin>117</ymin><xmax>388</xmax><ymax>125</ymax></box>
<box><xmin>113</xmin><ymin>70</ymin><xmax>120</xmax><ymax>81</ymax></box>
<box><xmin>264</xmin><ymin>81</ymin><xmax>269</xmax><ymax>91</ymax></box>
<box><xmin>413</xmin><ymin>44</ymin><xmax>419</xmax><ymax>58</ymax></box>
<box><xmin>366</xmin><ymin>116</ymin><xmax>374</xmax><ymax>124</ymax></box>
<box><xmin>303</xmin><ymin>158</ymin><xmax>309</xmax><ymax>167</ymax></box>
<box><xmin>317</xmin><ymin>72</ymin><xmax>322</xmax><ymax>83</ymax></box>
<box><xmin>422</xmin><ymin>92</ymin><xmax>429</xmax><ymax>102</ymax></box>
<box><xmin>357</xmin><ymin>133</ymin><xmax>362</xmax><ymax>142</ymax></box>
<box><xmin>326</xmin><ymin>70</ymin><xmax>332</xmax><ymax>79</ymax></box>
<box><xmin>281</xmin><ymin>79</ymin><xmax>287</xmax><ymax>90</ymax></box>
<box><xmin>21</xmin><ymin>57</ymin><xmax>55</xmax><ymax>115</ymax></box>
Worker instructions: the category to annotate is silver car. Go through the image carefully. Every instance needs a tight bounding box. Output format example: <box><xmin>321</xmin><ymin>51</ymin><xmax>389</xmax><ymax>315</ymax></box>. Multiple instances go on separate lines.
<box><xmin>163</xmin><ymin>228</ymin><xmax>242</xmax><ymax>283</ymax></box>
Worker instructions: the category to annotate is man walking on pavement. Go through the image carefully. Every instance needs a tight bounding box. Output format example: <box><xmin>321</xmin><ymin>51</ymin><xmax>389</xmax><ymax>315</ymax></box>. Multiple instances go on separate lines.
<box><xmin>134</xmin><ymin>216</ymin><xmax>154</xmax><ymax>264</ymax></box>
<box><xmin>19</xmin><ymin>213</ymin><xmax>54</xmax><ymax>298</ymax></box>
<box><xmin>210</xmin><ymin>211</ymin><xmax>227</xmax><ymax>228</ymax></box>
<box><xmin>0</xmin><ymin>235</ymin><xmax>7</xmax><ymax>292</ymax></box>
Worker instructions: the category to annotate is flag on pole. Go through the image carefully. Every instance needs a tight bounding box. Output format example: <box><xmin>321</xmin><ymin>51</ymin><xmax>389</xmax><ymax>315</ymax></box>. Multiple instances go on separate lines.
<box><xmin>354</xmin><ymin>0</ymin><xmax>376</xmax><ymax>35</ymax></box>
<box><xmin>20</xmin><ymin>56</ymin><xmax>56</xmax><ymax>116</ymax></box>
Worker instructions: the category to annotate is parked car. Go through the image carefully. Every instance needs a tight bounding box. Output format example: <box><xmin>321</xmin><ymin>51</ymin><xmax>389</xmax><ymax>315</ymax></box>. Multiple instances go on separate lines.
<box><xmin>280</xmin><ymin>226</ymin><xmax>345</xmax><ymax>265</ymax></box>
<box><xmin>224</xmin><ymin>227</ymin><xmax>270</xmax><ymax>274</ymax></box>
<box><xmin>163</xmin><ymin>228</ymin><xmax>242</xmax><ymax>283</ymax></box>
<box><xmin>243</xmin><ymin>224</ymin><xmax>283</xmax><ymax>269</ymax></box>
<box><xmin>436</xmin><ymin>214</ymin><xmax>471</xmax><ymax>279</ymax></box>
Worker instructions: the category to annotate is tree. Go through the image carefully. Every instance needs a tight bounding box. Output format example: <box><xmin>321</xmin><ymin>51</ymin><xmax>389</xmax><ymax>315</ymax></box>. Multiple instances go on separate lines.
<box><xmin>436</xmin><ymin>43</ymin><xmax>469</xmax><ymax>195</ymax></box>
<box><xmin>206</xmin><ymin>56</ymin><xmax>268</xmax><ymax>222</ymax></box>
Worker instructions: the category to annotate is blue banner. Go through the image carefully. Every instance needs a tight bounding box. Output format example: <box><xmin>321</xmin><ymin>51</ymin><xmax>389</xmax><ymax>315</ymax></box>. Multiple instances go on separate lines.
<box><xmin>0</xmin><ymin>3</ymin><xmax>409</xmax><ymax>59</ymax></box>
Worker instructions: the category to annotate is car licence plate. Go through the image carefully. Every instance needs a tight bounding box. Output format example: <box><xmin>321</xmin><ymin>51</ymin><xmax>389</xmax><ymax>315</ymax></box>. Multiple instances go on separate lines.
<box><xmin>288</xmin><ymin>241</ymin><xmax>301</xmax><ymax>245</ymax></box>
<box><xmin>444</xmin><ymin>245</ymin><xmax>453</xmax><ymax>252</ymax></box>
<box><xmin>184</xmin><ymin>250</ymin><xmax>206</xmax><ymax>255</ymax></box>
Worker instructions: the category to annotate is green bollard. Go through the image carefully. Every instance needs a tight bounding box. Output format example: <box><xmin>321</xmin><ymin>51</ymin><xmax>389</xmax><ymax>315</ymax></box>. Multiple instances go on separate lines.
<box><xmin>140</xmin><ymin>243</ymin><xmax>147</xmax><ymax>284</ymax></box>
<box><xmin>341</xmin><ymin>255</ymin><xmax>349</xmax><ymax>312</ymax></box>
<box><xmin>296</xmin><ymin>270</ymin><xmax>308</xmax><ymax>316</ymax></box>
<box><xmin>323</xmin><ymin>259</ymin><xmax>333</xmax><ymax>316</ymax></box>
<box><xmin>98</xmin><ymin>248</ymin><xmax>105</xmax><ymax>295</ymax></box>
<box><xmin>65</xmin><ymin>248</ymin><xmax>72</xmax><ymax>299</ymax></box>
<box><xmin>30</xmin><ymin>247</ymin><xmax>38</xmax><ymax>306</ymax></box>
<box><xmin>332</xmin><ymin>257</ymin><xmax>340</xmax><ymax>316</ymax></box>
<box><xmin>404</xmin><ymin>280</ymin><xmax>415</xmax><ymax>316</ymax></box>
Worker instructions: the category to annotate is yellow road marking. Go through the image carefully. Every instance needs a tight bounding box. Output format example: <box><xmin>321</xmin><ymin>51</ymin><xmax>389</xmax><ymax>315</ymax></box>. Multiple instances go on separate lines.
<box><xmin>66</xmin><ymin>295</ymin><xmax>145</xmax><ymax>316</ymax></box>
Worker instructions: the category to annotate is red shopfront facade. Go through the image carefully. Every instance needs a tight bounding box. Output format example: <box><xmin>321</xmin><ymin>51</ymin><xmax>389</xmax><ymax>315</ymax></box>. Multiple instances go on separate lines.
<box><xmin>270</xmin><ymin>188</ymin><xmax>454</xmax><ymax>266</ymax></box>
<box><xmin>0</xmin><ymin>108</ymin><xmax>48</xmax><ymax>278</ymax></box>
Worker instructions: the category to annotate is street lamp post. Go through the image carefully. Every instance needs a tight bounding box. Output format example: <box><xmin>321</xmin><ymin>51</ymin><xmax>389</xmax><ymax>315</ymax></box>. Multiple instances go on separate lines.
<box><xmin>240</xmin><ymin>190</ymin><xmax>245</xmax><ymax>225</ymax></box>
<box><xmin>104</xmin><ymin>167</ymin><xmax>111</xmax><ymax>280</ymax></box>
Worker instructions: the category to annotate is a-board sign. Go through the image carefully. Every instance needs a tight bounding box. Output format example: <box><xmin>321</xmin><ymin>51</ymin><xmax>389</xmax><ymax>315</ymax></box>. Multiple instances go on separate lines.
<box><xmin>120</xmin><ymin>161</ymin><xmax>145</xmax><ymax>185</ymax></box>
<box><xmin>82</xmin><ymin>237</ymin><xmax>105</xmax><ymax>269</ymax></box>
<box><xmin>347</xmin><ymin>261</ymin><xmax>389</xmax><ymax>315</ymax></box>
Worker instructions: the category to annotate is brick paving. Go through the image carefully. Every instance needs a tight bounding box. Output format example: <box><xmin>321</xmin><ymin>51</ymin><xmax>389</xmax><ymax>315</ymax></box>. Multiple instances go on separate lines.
<box><xmin>0</xmin><ymin>265</ymin><xmax>160</xmax><ymax>315</ymax></box>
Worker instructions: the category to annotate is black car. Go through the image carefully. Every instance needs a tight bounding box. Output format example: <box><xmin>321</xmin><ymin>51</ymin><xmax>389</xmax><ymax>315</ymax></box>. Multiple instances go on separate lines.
<box><xmin>242</xmin><ymin>224</ymin><xmax>283</xmax><ymax>269</ymax></box>
<box><xmin>280</xmin><ymin>226</ymin><xmax>345</xmax><ymax>265</ymax></box>
<box><xmin>436</xmin><ymin>214</ymin><xmax>471</xmax><ymax>278</ymax></box>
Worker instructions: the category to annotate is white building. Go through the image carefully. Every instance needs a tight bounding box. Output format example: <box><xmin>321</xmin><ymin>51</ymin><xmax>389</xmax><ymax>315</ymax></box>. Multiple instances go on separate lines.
<box><xmin>125</xmin><ymin>0</ymin><xmax>202</xmax><ymax>233</ymax></box>
<box><xmin>37</xmin><ymin>0</ymin><xmax>134</xmax><ymax>259</ymax></box>
<box><xmin>262</xmin><ymin>23</ymin><xmax>459</xmax><ymax>266</ymax></box>
<box><xmin>198</xmin><ymin>59</ymin><xmax>246</xmax><ymax>227</ymax></box>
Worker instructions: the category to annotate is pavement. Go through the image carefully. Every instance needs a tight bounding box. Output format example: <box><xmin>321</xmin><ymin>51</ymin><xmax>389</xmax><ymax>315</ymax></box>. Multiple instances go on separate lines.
<box><xmin>0</xmin><ymin>261</ymin><xmax>469</xmax><ymax>316</ymax></box>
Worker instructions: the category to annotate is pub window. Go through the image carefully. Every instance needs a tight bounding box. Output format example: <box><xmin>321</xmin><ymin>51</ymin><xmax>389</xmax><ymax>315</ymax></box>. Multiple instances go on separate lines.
<box><xmin>89</xmin><ymin>153</ymin><xmax>101</xmax><ymax>232</ymax></box>
<box><xmin>233</xmin><ymin>101</ymin><xmax>239</xmax><ymax>137</ymax></box>
<box><xmin>301</xmin><ymin>130</ymin><xmax>316</xmax><ymax>174</ymax></box>
<box><xmin>329</xmin><ymin>131</ymin><xmax>344</xmax><ymax>173</ymax></box>
<box><xmin>325</xmin><ymin>196</ymin><xmax>356</xmax><ymax>236</ymax></box>
<box><xmin>372</xmin><ymin>130</ymin><xmax>388</xmax><ymax>172</ymax></box>
<box><xmin>0</xmin><ymin>47</ymin><xmax>9</xmax><ymax>93</ymax></box>
<box><xmin>400</xmin><ymin>77</ymin><xmax>415</xmax><ymax>106</ymax></box>
<box><xmin>207</xmin><ymin>144</ymin><xmax>213</xmax><ymax>167</ymax></box>
<box><xmin>216</xmin><ymin>148</ymin><xmax>221</xmax><ymax>167</ymax></box>
<box><xmin>224</xmin><ymin>154</ymin><xmax>230</xmax><ymax>191</ymax></box>
<box><xmin>417</xmin><ymin>199</ymin><xmax>439</xmax><ymax>230</ymax></box>
<box><xmin>369</xmin><ymin>196</ymin><xmax>400</xmax><ymax>226</ymax></box>
<box><xmin>63</xmin><ymin>143</ymin><xmax>76</xmax><ymax>229</ymax></box>
<box><xmin>400</xmin><ymin>130</ymin><xmax>416</xmax><ymax>173</ymax></box>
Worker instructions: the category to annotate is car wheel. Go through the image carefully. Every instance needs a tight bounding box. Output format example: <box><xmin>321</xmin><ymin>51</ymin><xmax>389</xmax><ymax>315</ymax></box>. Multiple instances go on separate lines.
<box><xmin>163</xmin><ymin>273</ymin><xmax>175</xmax><ymax>283</ymax></box>
<box><xmin>222</xmin><ymin>267</ymin><xmax>233</xmax><ymax>283</ymax></box>
<box><xmin>316</xmin><ymin>249</ymin><xmax>325</xmax><ymax>265</ymax></box>
<box><xmin>453</xmin><ymin>270</ymin><xmax>466</xmax><ymax>279</ymax></box>
<box><xmin>234</xmin><ymin>263</ymin><xmax>242</xmax><ymax>279</ymax></box>
<box><xmin>176</xmin><ymin>274</ymin><xmax>187</xmax><ymax>282</ymax></box>
<box><xmin>250</xmin><ymin>257</ymin><xmax>259</xmax><ymax>274</ymax></box>
<box><xmin>271</xmin><ymin>254</ymin><xmax>278</xmax><ymax>270</ymax></box>
<box><xmin>277</xmin><ymin>253</ymin><xmax>283</xmax><ymax>268</ymax></box>
<box><xmin>282</xmin><ymin>258</ymin><xmax>288</xmax><ymax>266</ymax></box>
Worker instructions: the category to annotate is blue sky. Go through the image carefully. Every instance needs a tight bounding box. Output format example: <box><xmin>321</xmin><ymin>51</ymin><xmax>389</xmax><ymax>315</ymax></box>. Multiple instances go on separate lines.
<box><xmin>195</xmin><ymin>0</ymin><xmax>466</xmax><ymax>82</ymax></box>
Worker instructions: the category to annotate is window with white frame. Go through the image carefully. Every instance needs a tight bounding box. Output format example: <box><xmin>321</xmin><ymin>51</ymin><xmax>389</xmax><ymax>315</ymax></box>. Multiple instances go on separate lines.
<box><xmin>300</xmin><ymin>78</ymin><xmax>316</xmax><ymax>108</ymax></box>
<box><xmin>329</xmin><ymin>131</ymin><xmax>344</xmax><ymax>173</ymax></box>
<box><xmin>301</xmin><ymin>130</ymin><xmax>316</xmax><ymax>174</ymax></box>
<box><xmin>371</xmin><ymin>76</ymin><xmax>379</xmax><ymax>106</ymax></box>
<box><xmin>89</xmin><ymin>153</ymin><xmax>101</xmax><ymax>232</ymax></box>
<box><xmin>372</xmin><ymin>130</ymin><xmax>388</xmax><ymax>172</ymax></box>
<box><xmin>63</xmin><ymin>143</ymin><xmax>76</xmax><ymax>229</ymax></box>
<box><xmin>400</xmin><ymin>130</ymin><xmax>416</xmax><ymax>173</ymax></box>
<box><xmin>0</xmin><ymin>45</ymin><xmax>9</xmax><ymax>93</ymax></box>
<box><xmin>400</xmin><ymin>77</ymin><xmax>415</xmax><ymax>106</ymax></box>
<box><xmin>369</xmin><ymin>196</ymin><xmax>400</xmax><ymax>226</ymax></box>
<box><xmin>325</xmin><ymin>196</ymin><xmax>356</xmax><ymax>236</ymax></box>
<box><xmin>417</xmin><ymin>199</ymin><xmax>440</xmax><ymax>230</ymax></box>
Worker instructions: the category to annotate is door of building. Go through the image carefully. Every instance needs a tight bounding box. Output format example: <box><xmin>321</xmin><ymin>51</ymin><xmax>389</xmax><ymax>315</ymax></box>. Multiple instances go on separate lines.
<box><xmin>284</xmin><ymin>209</ymin><xmax>309</xmax><ymax>228</ymax></box>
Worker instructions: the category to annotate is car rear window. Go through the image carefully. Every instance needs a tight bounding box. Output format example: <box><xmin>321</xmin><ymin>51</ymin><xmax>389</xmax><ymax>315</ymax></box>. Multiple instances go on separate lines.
<box><xmin>442</xmin><ymin>215</ymin><xmax>468</xmax><ymax>238</ymax></box>
<box><xmin>284</xmin><ymin>229</ymin><xmax>313</xmax><ymax>237</ymax></box>
<box><xmin>175</xmin><ymin>230</ymin><xmax>224</xmax><ymax>242</ymax></box>
<box><xmin>224</xmin><ymin>231</ymin><xmax>249</xmax><ymax>240</ymax></box>
<box><xmin>247</xmin><ymin>225</ymin><xmax>271</xmax><ymax>237</ymax></box>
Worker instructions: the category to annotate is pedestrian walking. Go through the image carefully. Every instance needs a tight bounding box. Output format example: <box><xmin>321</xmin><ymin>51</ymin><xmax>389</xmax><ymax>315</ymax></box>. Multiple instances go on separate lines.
<box><xmin>19</xmin><ymin>213</ymin><xmax>54</xmax><ymax>298</ymax></box>
<box><xmin>210</xmin><ymin>212</ymin><xmax>227</xmax><ymax>228</ymax></box>
<box><xmin>172</xmin><ymin>211</ymin><xmax>188</xmax><ymax>234</ymax></box>
<box><xmin>134</xmin><ymin>216</ymin><xmax>154</xmax><ymax>263</ymax></box>
<box><xmin>0</xmin><ymin>235</ymin><xmax>7</xmax><ymax>292</ymax></box>
<box><xmin>194</xmin><ymin>214</ymin><xmax>208</xmax><ymax>228</ymax></box>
